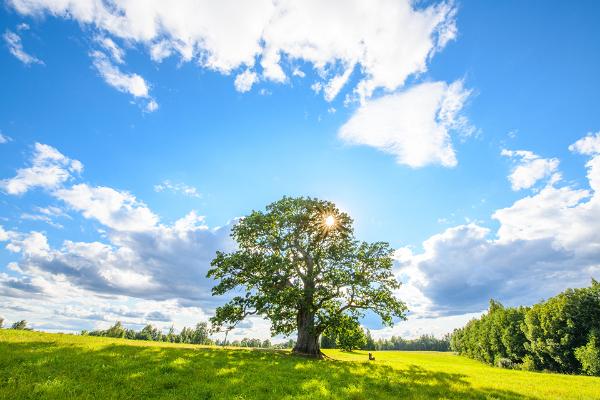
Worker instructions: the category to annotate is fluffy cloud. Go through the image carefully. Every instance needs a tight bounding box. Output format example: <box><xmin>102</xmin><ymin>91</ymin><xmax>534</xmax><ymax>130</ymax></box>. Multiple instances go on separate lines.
<box><xmin>501</xmin><ymin>149</ymin><xmax>560</xmax><ymax>190</ymax></box>
<box><xmin>338</xmin><ymin>80</ymin><xmax>472</xmax><ymax>168</ymax></box>
<box><xmin>396</xmin><ymin>133</ymin><xmax>600</xmax><ymax>317</ymax></box>
<box><xmin>234</xmin><ymin>69</ymin><xmax>259</xmax><ymax>93</ymax></box>
<box><xmin>4</xmin><ymin>212</ymin><xmax>234</xmax><ymax>306</ymax></box>
<box><xmin>3</xmin><ymin>29</ymin><xmax>43</xmax><ymax>65</ymax></box>
<box><xmin>569</xmin><ymin>131</ymin><xmax>600</xmax><ymax>156</ymax></box>
<box><xmin>0</xmin><ymin>143</ymin><xmax>235</xmax><ymax>335</ymax></box>
<box><xmin>0</xmin><ymin>143</ymin><xmax>82</xmax><ymax>195</ymax></box>
<box><xmin>55</xmin><ymin>184</ymin><xmax>159</xmax><ymax>232</ymax></box>
<box><xmin>8</xmin><ymin>0</ymin><xmax>455</xmax><ymax>101</ymax></box>
<box><xmin>260</xmin><ymin>0</ymin><xmax>456</xmax><ymax>101</ymax></box>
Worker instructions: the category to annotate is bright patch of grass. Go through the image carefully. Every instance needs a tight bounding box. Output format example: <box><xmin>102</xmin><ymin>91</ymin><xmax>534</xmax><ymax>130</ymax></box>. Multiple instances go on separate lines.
<box><xmin>1</xmin><ymin>330</ymin><xmax>599</xmax><ymax>399</ymax></box>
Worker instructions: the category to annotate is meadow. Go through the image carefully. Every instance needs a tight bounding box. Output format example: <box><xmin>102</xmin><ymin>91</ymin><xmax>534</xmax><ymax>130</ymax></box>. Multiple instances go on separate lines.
<box><xmin>1</xmin><ymin>330</ymin><xmax>600</xmax><ymax>399</ymax></box>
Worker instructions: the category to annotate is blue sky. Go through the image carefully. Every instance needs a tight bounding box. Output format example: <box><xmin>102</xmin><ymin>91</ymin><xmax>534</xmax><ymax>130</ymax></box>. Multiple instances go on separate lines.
<box><xmin>1</xmin><ymin>0</ymin><xmax>600</xmax><ymax>340</ymax></box>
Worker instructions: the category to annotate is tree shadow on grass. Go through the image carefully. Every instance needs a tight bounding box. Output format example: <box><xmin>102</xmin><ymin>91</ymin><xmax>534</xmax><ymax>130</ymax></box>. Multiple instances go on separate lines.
<box><xmin>0</xmin><ymin>339</ymin><xmax>540</xmax><ymax>400</ymax></box>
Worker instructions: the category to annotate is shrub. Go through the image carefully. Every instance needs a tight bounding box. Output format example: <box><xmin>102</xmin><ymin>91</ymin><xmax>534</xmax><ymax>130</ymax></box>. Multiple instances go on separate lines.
<box><xmin>495</xmin><ymin>357</ymin><xmax>514</xmax><ymax>369</ymax></box>
<box><xmin>11</xmin><ymin>320</ymin><xmax>28</xmax><ymax>330</ymax></box>
<box><xmin>575</xmin><ymin>330</ymin><xmax>600</xmax><ymax>376</ymax></box>
<box><xmin>520</xmin><ymin>355</ymin><xmax>537</xmax><ymax>372</ymax></box>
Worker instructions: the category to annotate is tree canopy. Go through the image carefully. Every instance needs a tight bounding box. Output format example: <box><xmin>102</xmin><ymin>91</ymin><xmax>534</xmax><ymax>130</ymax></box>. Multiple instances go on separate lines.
<box><xmin>451</xmin><ymin>280</ymin><xmax>600</xmax><ymax>375</ymax></box>
<box><xmin>208</xmin><ymin>196</ymin><xmax>407</xmax><ymax>357</ymax></box>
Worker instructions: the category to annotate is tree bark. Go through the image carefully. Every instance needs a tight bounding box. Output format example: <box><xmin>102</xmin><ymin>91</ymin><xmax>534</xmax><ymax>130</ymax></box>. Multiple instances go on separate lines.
<box><xmin>292</xmin><ymin>308</ymin><xmax>322</xmax><ymax>358</ymax></box>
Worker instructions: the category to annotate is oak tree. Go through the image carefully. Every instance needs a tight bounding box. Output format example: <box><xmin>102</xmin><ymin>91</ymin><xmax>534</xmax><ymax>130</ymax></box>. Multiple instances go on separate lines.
<box><xmin>208</xmin><ymin>196</ymin><xmax>406</xmax><ymax>357</ymax></box>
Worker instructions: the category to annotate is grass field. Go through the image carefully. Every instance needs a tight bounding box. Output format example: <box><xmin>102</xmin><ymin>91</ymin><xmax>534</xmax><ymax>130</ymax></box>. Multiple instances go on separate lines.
<box><xmin>1</xmin><ymin>330</ymin><xmax>599</xmax><ymax>399</ymax></box>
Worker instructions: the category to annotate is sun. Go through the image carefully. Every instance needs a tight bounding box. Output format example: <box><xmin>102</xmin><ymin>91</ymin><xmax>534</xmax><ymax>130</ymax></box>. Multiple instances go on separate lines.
<box><xmin>324</xmin><ymin>215</ymin><xmax>336</xmax><ymax>227</ymax></box>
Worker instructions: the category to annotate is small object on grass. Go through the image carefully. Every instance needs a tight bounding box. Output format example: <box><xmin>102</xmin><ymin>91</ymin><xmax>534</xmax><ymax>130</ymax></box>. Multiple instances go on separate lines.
<box><xmin>369</xmin><ymin>352</ymin><xmax>375</xmax><ymax>361</ymax></box>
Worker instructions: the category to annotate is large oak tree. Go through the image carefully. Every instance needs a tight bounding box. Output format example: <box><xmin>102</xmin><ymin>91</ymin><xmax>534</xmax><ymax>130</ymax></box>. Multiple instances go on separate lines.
<box><xmin>207</xmin><ymin>196</ymin><xmax>407</xmax><ymax>357</ymax></box>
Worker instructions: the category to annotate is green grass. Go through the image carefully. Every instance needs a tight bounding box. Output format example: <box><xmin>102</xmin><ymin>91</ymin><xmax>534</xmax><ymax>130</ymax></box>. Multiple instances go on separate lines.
<box><xmin>1</xmin><ymin>330</ymin><xmax>599</xmax><ymax>399</ymax></box>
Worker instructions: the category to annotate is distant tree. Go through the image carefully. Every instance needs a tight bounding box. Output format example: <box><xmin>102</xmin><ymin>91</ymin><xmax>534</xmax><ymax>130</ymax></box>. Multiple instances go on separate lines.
<box><xmin>191</xmin><ymin>322</ymin><xmax>210</xmax><ymax>344</ymax></box>
<box><xmin>11</xmin><ymin>320</ymin><xmax>28</xmax><ymax>330</ymax></box>
<box><xmin>262</xmin><ymin>339</ymin><xmax>272</xmax><ymax>348</ymax></box>
<box><xmin>208</xmin><ymin>196</ymin><xmax>407</xmax><ymax>357</ymax></box>
<box><xmin>166</xmin><ymin>326</ymin><xmax>176</xmax><ymax>343</ymax></box>
<box><xmin>336</xmin><ymin>324</ymin><xmax>366</xmax><ymax>352</ymax></box>
<box><xmin>137</xmin><ymin>324</ymin><xmax>159</xmax><ymax>341</ymax></box>
<box><xmin>179</xmin><ymin>327</ymin><xmax>193</xmax><ymax>343</ymax></box>
<box><xmin>323</xmin><ymin>315</ymin><xmax>366</xmax><ymax>351</ymax></box>
<box><xmin>364</xmin><ymin>329</ymin><xmax>376</xmax><ymax>351</ymax></box>
<box><xmin>320</xmin><ymin>333</ymin><xmax>336</xmax><ymax>349</ymax></box>
<box><xmin>105</xmin><ymin>321</ymin><xmax>126</xmax><ymax>338</ymax></box>
<box><xmin>0</xmin><ymin>317</ymin><xmax>4</xmax><ymax>329</ymax></box>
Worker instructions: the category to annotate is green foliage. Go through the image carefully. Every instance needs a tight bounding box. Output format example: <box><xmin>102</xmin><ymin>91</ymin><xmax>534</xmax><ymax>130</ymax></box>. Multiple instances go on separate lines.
<box><xmin>104</xmin><ymin>321</ymin><xmax>126</xmax><ymax>338</ymax></box>
<box><xmin>364</xmin><ymin>329</ymin><xmax>376</xmax><ymax>350</ymax></box>
<box><xmin>320</xmin><ymin>333</ymin><xmax>336</xmax><ymax>349</ymax></box>
<box><xmin>11</xmin><ymin>320</ymin><xmax>28</xmax><ymax>330</ymax></box>
<box><xmin>575</xmin><ymin>330</ymin><xmax>600</xmax><ymax>376</ymax></box>
<box><xmin>522</xmin><ymin>281</ymin><xmax>600</xmax><ymax>373</ymax></box>
<box><xmin>85</xmin><ymin>321</ymin><xmax>215</xmax><ymax>345</ymax></box>
<box><xmin>208</xmin><ymin>196</ymin><xmax>406</xmax><ymax>356</ymax></box>
<box><xmin>191</xmin><ymin>322</ymin><xmax>211</xmax><ymax>345</ymax></box>
<box><xmin>2</xmin><ymin>330</ymin><xmax>600</xmax><ymax>400</ymax></box>
<box><xmin>377</xmin><ymin>334</ymin><xmax>451</xmax><ymax>351</ymax></box>
<box><xmin>451</xmin><ymin>280</ymin><xmax>600</xmax><ymax>375</ymax></box>
<box><xmin>323</xmin><ymin>315</ymin><xmax>366</xmax><ymax>351</ymax></box>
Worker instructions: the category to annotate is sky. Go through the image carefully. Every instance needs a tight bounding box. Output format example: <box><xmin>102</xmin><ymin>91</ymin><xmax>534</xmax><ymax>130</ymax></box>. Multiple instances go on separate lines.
<box><xmin>1</xmin><ymin>0</ymin><xmax>600</xmax><ymax>341</ymax></box>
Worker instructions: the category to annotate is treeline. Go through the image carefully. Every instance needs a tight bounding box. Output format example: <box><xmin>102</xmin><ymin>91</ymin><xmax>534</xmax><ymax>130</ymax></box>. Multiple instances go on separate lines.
<box><xmin>82</xmin><ymin>321</ymin><xmax>213</xmax><ymax>345</ymax></box>
<box><xmin>216</xmin><ymin>338</ymin><xmax>296</xmax><ymax>349</ymax></box>
<box><xmin>82</xmin><ymin>321</ymin><xmax>296</xmax><ymax>349</ymax></box>
<box><xmin>451</xmin><ymin>280</ymin><xmax>600</xmax><ymax>376</ymax></box>
<box><xmin>0</xmin><ymin>319</ymin><xmax>30</xmax><ymax>330</ymax></box>
<box><xmin>372</xmin><ymin>334</ymin><xmax>451</xmax><ymax>351</ymax></box>
<box><xmin>321</xmin><ymin>326</ymin><xmax>450</xmax><ymax>352</ymax></box>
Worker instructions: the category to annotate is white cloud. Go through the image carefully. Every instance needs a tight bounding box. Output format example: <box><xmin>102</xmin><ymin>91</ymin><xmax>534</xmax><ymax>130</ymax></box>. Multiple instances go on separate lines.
<box><xmin>55</xmin><ymin>184</ymin><xmax>159</xmax><ymax>232</ymax></box>
<box><xmin>0</xmin><ymin>143</ymin><xmax>234</xmax><ymax>316</ymax></box>
<box><xmin>89</xmin><ymin>49</ymin><xmax>159</xmax><ymax>111</ymax></box>
<box><xmin>569</xmin><ymin>131</ymin><xmax>600</xmax><ymax>155</ymax></box>
<box><xmin>396</xmin><ymin>133</ymin><xmax>600</xmax><ymax>317</ymax></box>
<box><xmin>3</xmin><ymin>29</ymin><xmax>43</xmax><ymax>65</ymax></box>
<box><xmin>234</xmin><ymin>69</ymin><xmax>258</xmax><ymax>93</ymax></box>
<box><xmin>0</xmin><ymin>132</ymin><xmax>12</xmax><ymax>143</ymax></box>
<box><xmin>145</xmin><ymin>99</ymin><xmax>158</xmax><ymax>112</ymax></box>
<box><xmin>154</xmin><ymin>180</ymin><xmax>201</xmax><ymax>198</ymax></box>
<box><xmin>8</xmin><ymin>0</ymin><xmax>455</xmax><ymax>101</ymax></box>
<box><xmin>292</xmin><ymin>67</ymin><xmax>305</xmax><ymax>78</ymax></box>
<box><xmin>501</xmin><ymin>149</ymin><xmax>560</xmax><ymax>190</ymax></box>
<box><xmin>323</xmin><ymin>63</ymin><xmax>355</xmax><ymax>102</ymax></box>
<box><xmin>96</xmin><ymin>36</ymin><xmax>124</xmax><ymax>64</ymax></box>
<box><xmin>261</xmin><ymin>0</ymin><xmax>456</xmax><ymax>101</ymax></box>
<box><xmin>20</xmin><ymin>213</ymin><xmax>64</xmax><ymax>229</ymax></box>
<box><xmin>0</xmin><ymin>143</ymin><xmax>82</xmax><ymax>195</ymax></box>
<box><xmin>338</xmin><ymin>80</ymin><xmax>472</xmax><ymax>168</ymax></box>
<box><xmin>3</xmin><ymin>210</ymin><xmax>234</xmax><ymax>307</ymax></box>
<box><xmin>90</xmin><ymin>50</ymin><xmax>148</xmax><ymax>97</ymax></box>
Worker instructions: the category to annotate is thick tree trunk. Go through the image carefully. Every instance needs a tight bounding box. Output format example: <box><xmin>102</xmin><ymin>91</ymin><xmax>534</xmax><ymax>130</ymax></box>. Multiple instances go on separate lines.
<box><xmin>292</xmin><ymin>308</ymin><xmax>322</xmax><ymax>358</ymax></box>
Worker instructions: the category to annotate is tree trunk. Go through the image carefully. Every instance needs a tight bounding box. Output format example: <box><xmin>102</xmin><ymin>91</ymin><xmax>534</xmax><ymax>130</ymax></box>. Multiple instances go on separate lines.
<box><xmin>292</xmin><ymin>308</ymin><xmax>322</xmax><ymax>358</ymax></box>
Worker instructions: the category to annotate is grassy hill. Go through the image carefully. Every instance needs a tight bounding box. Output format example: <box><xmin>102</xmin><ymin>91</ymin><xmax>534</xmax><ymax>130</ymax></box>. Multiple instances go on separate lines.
<box><xmin>1</xmin><ymin>330</ymin><xmax>599</xmax><ymax>399</ymax></box>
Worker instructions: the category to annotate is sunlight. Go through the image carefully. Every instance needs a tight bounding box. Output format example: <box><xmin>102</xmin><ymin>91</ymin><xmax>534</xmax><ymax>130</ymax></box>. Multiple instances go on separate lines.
<box><xmin>324</xmin><ymin>215</ymin><xmax>335</xmax><ymax>227</ymax></box>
